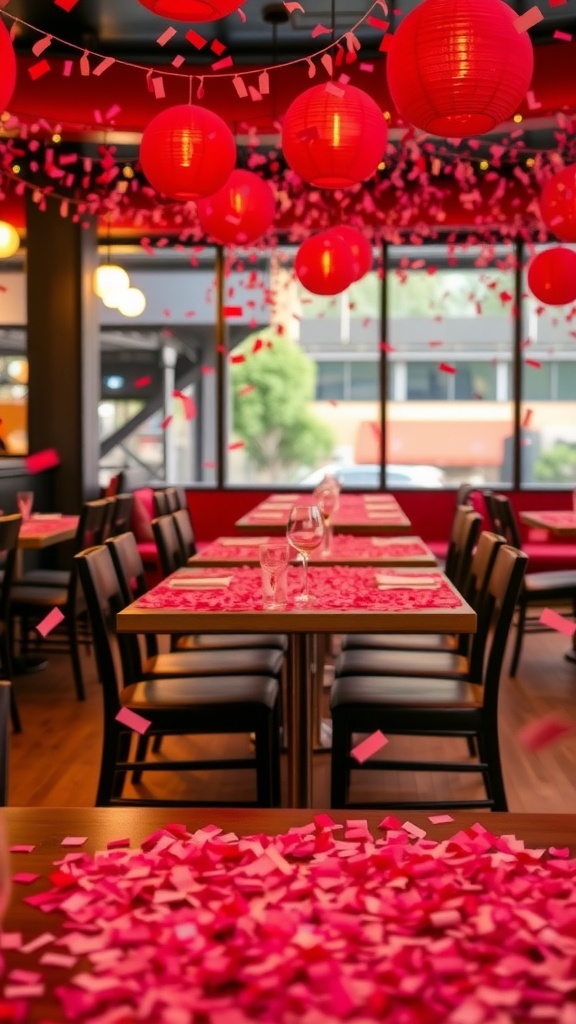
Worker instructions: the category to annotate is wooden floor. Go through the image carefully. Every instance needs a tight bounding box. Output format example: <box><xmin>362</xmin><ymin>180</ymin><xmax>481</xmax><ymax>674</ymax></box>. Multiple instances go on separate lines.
<box><xmin>7</xmin><ymin>626</ymin><xmax>576</xmax><ymax>810</ymax></box>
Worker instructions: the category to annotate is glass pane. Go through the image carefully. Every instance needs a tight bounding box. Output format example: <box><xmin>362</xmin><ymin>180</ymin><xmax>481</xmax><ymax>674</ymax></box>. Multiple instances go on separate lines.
<box><xmin>97</xmin><ymin>245</ymin><xmax>217</xmax><ymax>488</ymax></box>
<box><xmin>521</xmin><ymin>244</ymin><xmax>576</xmax><ymax>487</ymax></box>
<box><xmin>387</xmin><ymin>243</ymin><xmax>516</xmax><ymax>488</ymax></box>
<box><xmin>225</xmin><ymin>247</ymin><xmax>381</xmax><ymax>488</ymax></box>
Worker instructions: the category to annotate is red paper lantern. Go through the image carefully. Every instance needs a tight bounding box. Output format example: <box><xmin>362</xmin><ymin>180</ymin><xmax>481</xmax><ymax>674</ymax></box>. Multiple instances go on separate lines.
<box><xmin>137</xmin><ymin>0</ymin><xmax>246</xmax><ymax>21</ymax></box>
<box><xmin>282</xmin><ymin>84</ymin><xmax>388</xmax><ymax>189</ymax></box>
<box><xmin>196</xmin><ymin>170</ymin><xmax>275</xmax><ymax>244</ymax></box>
<box><xmin>540</xmin><ymin>165</ymin><xmax>576</xmax><ymax>243</ymax></box>
<box><xmin>527</xmin><ymin>247</ymin><xmax>576</xmax><ymax>306</ymax></box>
<box><xmin>0</xmin><ymin>19</ymin><xmax>16</xmax><ymax>114</ymax></box>
<box><xmin>140</xmin><ymin>104</ymin><xmax>236</xmax><ymax>200</ymax></box>
<box><xmin>328</xmin><ymin>225</ymin><xmax>373</xmax><ymax>281</ymax></box>
<box><xmin>386</xmin><ymin>0</ymin><xmax>533</xmax><ymax>137</ymax></box>
<box><xmin>295</xmin><ymin>232</ymin><xmax>353</xmax><ymax>296</ymax></box>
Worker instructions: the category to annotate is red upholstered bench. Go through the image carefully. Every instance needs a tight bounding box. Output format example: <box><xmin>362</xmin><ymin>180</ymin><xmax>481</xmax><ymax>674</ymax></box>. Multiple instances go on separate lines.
<box><xmin>129</xmin><ymin>486</ymin><xmax>162</xmax><ymax>587</ymax></box>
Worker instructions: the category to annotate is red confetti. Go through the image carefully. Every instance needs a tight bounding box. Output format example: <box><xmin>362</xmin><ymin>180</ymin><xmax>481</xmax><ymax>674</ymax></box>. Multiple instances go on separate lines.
<box><xmin>228</xmin><ymin>441</ymin><xmax>245</xmax><ymax>450</ymax></box>
<box><xmin>26</xmin><ymin>449</ymin><xmax>60</xmax><ymax>474</ymax></box>
<box><xmin>160</xmin><ymin>415</ymin><xmax>173</xmax><ymax>431</ymax></box>
<box><xmin>223</xmin><ymin>306</ymin><xmax>243</xmax><ymax>318</ymax></box>
<box><xmin>438</xmin><ymin>363</ymin><xmax>456</xmax><ymax>374</ymax></box>
<box><xmin>525</xmin><ymin>359</ymin><xmax>541</xmax><ymax>369</ymax></box>
<box><xmin>238</xmin><ymin>385</ymin><xmax>255</xmax><ymax>396</ymax></box>
<box><xmin>522</xmin><ymin>408</ymin><xmax>533</xmax><ymax>428</ymax></box>
<box><xmin>135</xmin><ymin>376</ymin><xmax>152</xmax><ymax>389</ymax></box>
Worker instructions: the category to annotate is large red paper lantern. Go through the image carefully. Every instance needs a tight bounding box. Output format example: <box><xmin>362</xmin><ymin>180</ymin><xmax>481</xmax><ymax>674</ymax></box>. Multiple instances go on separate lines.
<box><xmin>295</xmin><ymin>232</ymin><xmax>353</xmax><ymax>296</ymax></box>
<box><xmin>527</xmin><ymin>247</ymin><xmax>576</xmax><ymax>306</ymax></box>
<box><xmin>328</xmin><ymin>225</ymin><xmax>373</xmax><ymax>281</ymax></box>
<box><xmin>196</xmin><ymin>170</ymin><xmax>275</xmax><ymax>244</ymax></box>
<box><xmin>0</xmin><ymin>19</ymin><xmax>16</xmax><ymax>114</ymax></box>
<box><xmin>139</xmin><ymin>104</ymin><xmax>236</xmax><ymax>200</ymax></box>
<box><xmin>540</xmin><ymin>165</ymin><xmax>576</xmax><ymax>243</ymax></box>
<box><xmin>386</xmin><ymin>0</ymin><xmax>533</xmax><ymax>138</ymax></box>
<box><xmin>137</xmin><ymin>0</ymin><xmax>246</xmax><ymax>20</ymax></box>
<box><xmin>282</xmin><ymin>84</ymin><xmax>387</xmax><ymax>189</ymax></box>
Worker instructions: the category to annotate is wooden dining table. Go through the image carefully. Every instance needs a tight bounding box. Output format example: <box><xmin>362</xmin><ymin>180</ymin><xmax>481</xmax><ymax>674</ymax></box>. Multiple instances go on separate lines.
<box><xmin>17</xmin><ymin>514</ymin><xmax>79</xmax><ymax>550</ymax></box>
<box><xmin>2</xmin><ymin>806</ymin><xmax>576</xmax><ymax>1023</ymax></box>
<box><xmin>117</xmin><ymin>564</ymin><xmax>476</xmax><ymax>808</ymax></box>
<box><xmin>519</xmin><ymin>509</ymin><xmax>576</xmax><ymax>536</ymax></box>
<box><xmin>190</xmin><ymin>534</ymin><xmax>438</xmax><ymax>568</ymax></box>
<box><xmin>235</xmin><ymin>493</ymin><xmax>412</xmax><ymax>536</ymax></box>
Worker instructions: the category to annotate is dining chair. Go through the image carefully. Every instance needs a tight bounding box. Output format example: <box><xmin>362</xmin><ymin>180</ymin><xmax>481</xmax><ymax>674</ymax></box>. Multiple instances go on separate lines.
<box><xmin>0</xmin><ymin>515</ymin><xmax>23</xmax><ymax>733</ymax></box>
<box><xmin>164</xmin><ymin>487</ymin><xmax>180</xmax><ymax>513</ymax></box>
<box><xmin>172</xmin><ymin>507</ymin><xmax>197</xmax><ymax>560</ymax></box>
<box><xmin>153</xmin><ymin>490</ymin><xmax>170</xmax><ymax>517</ymax></box>
<box><xmin>490</xmin><ymin>494</ymin><xmax>576</xmax><ymax>675</ymax></box>
<box><xmin>10</xmin><ymin>498</ymin><xmax>112</xmax><ymax>701</ymax></box>
<box><xmin>107</xmin><ymin>493</ymin><xmax>134</xmax><ymax>539</ymax></box>
<box><xmin>330</xmin><ymin>543</ymin><xmax>528</xmax><ymax>811</ymax></box>
<box><xmin>341</xmin><ymin>505</ymin><xmax>482</xmax><ymax>654</ymax></box>
<box><xmin>75</xmin><ymin>545</ymin><xmax>281</xmax><ymax>807</ymax></box>
<box><xmin>0</xmin><ymin>679</ymin><xmax>11</xmax><ymax>804</ymax></box>
<box><xmin>335</xmin><ymin>531</ymin><xmax>504</xmax><ymax>684</ymax></box>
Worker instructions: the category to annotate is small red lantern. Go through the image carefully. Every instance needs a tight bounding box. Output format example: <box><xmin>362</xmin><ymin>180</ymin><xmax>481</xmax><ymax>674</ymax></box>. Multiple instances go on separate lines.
<box><xmin>527</xmin><ymin>247</ymin><xmax>576</xmax><ymax>306</ymax></box>
<box><xmin>282</xmin><ymin>83</ymin><xmax>387</xmax><ymax>189</ymax></box>
<box><xmin>540</xmin><ymin>165</ymin><xmax>576</xmax><ymax>243</ymax></box>
<box><xmin>196</xmin><ymin>170</ymin><xmax>275</xmax><ymax>244</ymax></box>
<box><xmin>0</xmin><ymin>19</ymin><xmax>16</xmax><ymax>114</ymax></box>
<box><xmin>328</xmin><ymin>225</ymin><xmax>373</xmax><ymax>281</ymax></box>
<box><xmin>137</xmin><ymin>0</ymin><xmax>246</xmax><ymax>21</ymax></box>
<box><xmin>140</xmin><ymin>104</ymin><xmax>236</xmax><ymax>200</ymax></box>
<box><xmin>386</xmin><ymin>0</ymin><xmax>533</xmax><ymax>137</ymax></box>
<box><xmin>295</xmin><ymin>232</ymin><xmax>353</xmax><ymax>296</ymax></box>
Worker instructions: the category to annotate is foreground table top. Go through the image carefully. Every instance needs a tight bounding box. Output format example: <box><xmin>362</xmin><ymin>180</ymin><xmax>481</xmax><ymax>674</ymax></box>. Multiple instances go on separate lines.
<box><xmin>519</xmin><ymin>509</ymin><xmax>576</xmax><ymax>536</ymax></box>
<box><xmin>18</xmin><ymin>514</ymin><xmax>79</xmax><ymax>549</ymax></box>
<box><xmin>236</xmin><ymin>493</ymin><xmax>412</xmax><ymax>536</ymax></box>
<box><xmin>191</xmin><ymin>534</ymin><xmax>438</xmax><ymax>568</ymax></box>
<box><xmin>3</xmin><ymin>806</ymin><xmax>576</xmax><ymax>1022</ymax></box>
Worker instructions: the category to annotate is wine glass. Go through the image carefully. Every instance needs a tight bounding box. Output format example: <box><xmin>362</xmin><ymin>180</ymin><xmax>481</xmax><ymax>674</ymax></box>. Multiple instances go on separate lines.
<box><xmin>314</xmin><ymin>485</ymin><xmax>338</xmax><ymax>556</ymax></box>
<box><xmin>286</xmin><ymin>504</ymin><xmax>324</xmax><ymax>605</ymax></box>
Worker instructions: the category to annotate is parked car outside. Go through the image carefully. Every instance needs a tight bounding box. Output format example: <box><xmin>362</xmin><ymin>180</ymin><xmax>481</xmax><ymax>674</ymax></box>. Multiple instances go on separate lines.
<box><xmin>299</xmin><ymin>463</ymin><xmax>447</xmax><ymax>489</ymax></box>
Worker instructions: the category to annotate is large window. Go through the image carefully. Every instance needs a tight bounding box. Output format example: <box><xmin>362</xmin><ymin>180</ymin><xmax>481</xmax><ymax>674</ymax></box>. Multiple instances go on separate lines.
<box><xmin>387</xmin><ymin>244</ymin><xmax>515</xmax><ymax>487</ymax></box>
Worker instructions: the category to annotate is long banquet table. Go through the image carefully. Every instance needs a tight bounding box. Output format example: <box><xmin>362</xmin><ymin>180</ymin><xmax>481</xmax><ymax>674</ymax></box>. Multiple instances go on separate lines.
<box><xmin>117</xmin><ymin>564</ymin><xmax>476</xmax><ymax>808</ymax></box>
<box><xmin>235</xmin><ymin>493</ymin><xmax>412</xmax><ymax>535</ymax></box>
<box><xmin>2</xmin><ymin>806</ymin><xmax>576</xmax><ymax>1023</ymax></box>
<box><xmin>190</xmin><ymin>534</ymin><xmax>438</xmax><ymax>568</ymax></box>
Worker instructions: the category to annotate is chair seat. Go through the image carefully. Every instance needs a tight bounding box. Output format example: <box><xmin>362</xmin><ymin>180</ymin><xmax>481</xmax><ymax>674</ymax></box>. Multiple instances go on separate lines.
<box><xmin>341</xmin><ymin>633</ymin><xmax>457</xmax><ymax>653</ymax></box>
<box><xmin>336</xmin><ymin>648</ymin><xmax>468</xmax><ymax>679</ymax></box>
<box><xmin>331</xmin><ymin>674</ymin><xmax>483</xmax><ymax>710</ymax></box>
<box><xmin>123</xmin><ymin>674</ymin><xmax>279</xmax><ymax>710</ymax></box>
<box><xmin>524</xmin><ymin>570</ymin><xmax>576</xmax><ymax>595</ymax></box>
<box><xmin>142</xmin><ymin>648</ymin><xmax>284</xmax><ymax>679</ymax></box>
<box><xmin>20</xmin><ymin>569</ymin><xmax>71</xmax><ymax>588</ymax></box>
<box><xmin>10</xmin><ymin>584</ymin><xmax>69</xmax><ymax>607</ymax></box>
<box><xmin>176</xmin><ymin>633</ymin><xmax>288</xmax><ymax>652</ymax></box>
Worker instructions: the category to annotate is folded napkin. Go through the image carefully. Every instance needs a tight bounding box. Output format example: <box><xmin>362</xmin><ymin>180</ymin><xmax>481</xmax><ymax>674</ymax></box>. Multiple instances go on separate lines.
<box><xmin>218</xmin><ymin>536</ymin><xmax>269</xmax><ymax>546</ymax></box>
<box><xmin>375</xmin><ymin>572</ymin><xmax>439</xmax><ymax>590</ymax></box>
<box><xmin>169</xmin><ymin>575</ymin><xmax>232</xmax><ymax>589</ymax></box>
<box><xmin>366</xmin><ymin>511</ymin><xmax>402</xmax><ymax>519</ymax></box>
<box><xmin>32</xmin><ymin>513</ymin><xmax>63</xmax><ymax>520</ymax></box>
<box><xmin>249</xmin><ymin>511</ymin><xmax>285</xmax><ymax>520</ymax></box>
<box><xmin>268</xmin><ymin>493</ymin><xmax>299</xmax><ymax>501</ymax></box>
<box><xmin>370</xmin><ymin>537</ymin><xmax>419</xmax><ymax>548</ymax></box>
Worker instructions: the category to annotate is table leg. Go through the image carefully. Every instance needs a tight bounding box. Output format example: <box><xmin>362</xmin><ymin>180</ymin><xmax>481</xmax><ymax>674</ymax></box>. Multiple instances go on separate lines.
<box><xmin>286</xmin><ymin>633</ymin><xmax>313</xmax><ymax>808</ymax></box>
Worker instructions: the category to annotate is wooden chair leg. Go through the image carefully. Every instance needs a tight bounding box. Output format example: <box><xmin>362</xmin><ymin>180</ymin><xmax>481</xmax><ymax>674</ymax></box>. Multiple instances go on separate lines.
<box><xmin>255</xmin><ymin>710</ymin><xmax>274</xmax><ymax>807</ymax></box>
<box><xmin>96</xmin><ymin>725</ymin><xmax>122</xmax><ymax>805</ymax></box>
<box><xmin>68</xmin><ymin>615</ymin><xmax>86</xmax><ymax>701</ymax></box>
<box><xmin>330</xmin><ymin>711</ymin><xmax>350</xmax><ymax>808</ymax></box>
<box><xmin>478</xmin><ymin>728</ymin><xmax>508</xmax><ymax>811</ymax></box>
<box><xmin>509</xmin><ymin>599</ymin><xmax>527</xmax><ymax>677</ymax></box>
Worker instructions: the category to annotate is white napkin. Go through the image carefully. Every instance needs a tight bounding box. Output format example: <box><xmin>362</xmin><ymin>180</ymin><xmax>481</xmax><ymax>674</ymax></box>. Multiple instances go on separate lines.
<box><xmin>267</xmin><ymin>493</ymin><xmax>299</xmax><ymax>501</ymax></box>
<box><xmin>32</xmin><ymin>513</ymin><xmax>63</xmax><ymax>520</ymax></box>
<box><xmin>366</xmin><ymin>511</ymin><xmax>403</xmax><ymax>519</ymax></box>
<box><xmin>169</xmin><ymin>576</ymin><xmax>232</xmax><ymax>589</ymax></box>
<box><xmin>218</xmin><ymin>536</ymin><xmax>269</xmax><ymax>546</ymax></box>
<box><xmin>370</xmin><ymin>537</ymin><xmax>418</xmax><ymax>548</ymax></box>
<box><xmin>375</xmin><ymin>572</ymin><xmax>439</xmax><ymax>590</ymax></box>
<box><xmin>249</xmin><ymin>511</ymin><xmax>285</xmax><ymax>520</ymax></box>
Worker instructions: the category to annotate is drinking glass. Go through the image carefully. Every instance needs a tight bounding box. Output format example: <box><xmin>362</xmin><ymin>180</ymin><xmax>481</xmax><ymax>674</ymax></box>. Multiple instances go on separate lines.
<box><xmin>314</xmin><ymin>484</ymin><xmax>338</xmax><ymax>556</ymax></box>
<box><xmin>259</xmin><ymin>542</ymin><xmax>290</xmax><ymax>609</ymax></box>
<box><xmin>16</xmin><ymin>491</ymin><xmax>34</xmax><ymax>521</ymax></box>
<box><xmin>286</xmin><ymin>504</ymin><xmax>324</xmax><ymax>605</ymax></box>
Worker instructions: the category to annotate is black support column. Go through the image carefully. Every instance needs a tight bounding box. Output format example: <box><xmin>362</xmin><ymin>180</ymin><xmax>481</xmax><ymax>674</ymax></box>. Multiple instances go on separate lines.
<box><xmin>26</xmin><ymin>194</ymin><xmax>100</xmax><ymax>511</ymax></box>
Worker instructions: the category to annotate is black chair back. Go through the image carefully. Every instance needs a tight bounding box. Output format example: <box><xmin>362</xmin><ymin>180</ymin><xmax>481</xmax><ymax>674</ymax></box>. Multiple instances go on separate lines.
<box><xmin>479</xmin><ymin>544</ymin><xmax>527</xmax><ymax>715</ymax></box>
<box><xmin>152</xmin><ymin>514</ymin><xmax>184</xmax><ymax>576</ymax></box>
<box><xmin>492</xmin><ymin>494</ymin><xmax>523</xmax><ymax>550</ymax></box>
<box><xmin>109</xmin><ymin>494</ymin><xmax>134</xmax><ymax>538</ymax></box>
<box><xmin>76</xmin><ymin>499</ymin><xmax>114</xmax><ymax>552</ymax></box>
<box><xmin>455</xmin><ymin>483</ymin><xmax>474</xmax><ymax>506</ymax></box>
<box><xmin>0</xmin><ymin>515</ymin><xmax>22</xmax><ymax>624</ymax></box>
<box><xmin>0</xmin><ymin>679</ymin><xmax>11</xmax><ymax>803</ymax></box>
<box><xmin>463</xmin><ymin>531</ymin><xmax>505</xmax><ymax>679</ymax></box>
<box><xmin>449</xmin><ymin>506</ymin><xmax>482</xmax><ymax>592</ymax></box>
<box><xmin>173</xmin><ymin>508</ymin><xmax>197</xmax><ymax>560</ymax></box>
<box><xmin>164</xmin><ymin>488</ymin><xmax>180</xmax><ymax>513</ymax></box>
<box><xmin>153</xmin><ymin>490</ymin><xmax>170</xmax><ymax>517</ymax></box>
<box><xmin>106</xmin><ymin>531</ymin><xmax>148</xmax><ymax>603</ymax></box>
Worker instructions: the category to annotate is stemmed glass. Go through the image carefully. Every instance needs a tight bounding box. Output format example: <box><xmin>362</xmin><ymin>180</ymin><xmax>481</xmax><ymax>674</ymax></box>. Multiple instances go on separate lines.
<box><xmin>314</xmin><ymin>484</ymin><xmax>338</xmax><ymax>557</ymax></box>
<box><xmin>286</xmin><ymin>504</ymin><xmax>324</xmax><ymax>605</ymax></box>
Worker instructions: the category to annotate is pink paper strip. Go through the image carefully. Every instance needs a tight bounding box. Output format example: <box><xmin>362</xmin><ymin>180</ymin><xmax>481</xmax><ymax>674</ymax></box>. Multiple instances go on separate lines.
<box><xmin>517</xmin><ymin>713</ymin><xmax>575</xmax><ymax>751</ymax></box>
<box><xmin>350</xmin><ymin>729</ymin><xmax>388</xmax><ymax>763</ymax></box>
<box><xmin>115</xmin><ymin>706</ymin><xmax>152</xmax><ymax>735</ymax></box>
<box><xmin>539</xmin><ymin>607</ymin><xmax>576</xmax><ymax>637</ymax></box>
<box><xmin>35</xmin><ymin>607</ymin><xmax>65</xmax><ymax>638</ymax></box>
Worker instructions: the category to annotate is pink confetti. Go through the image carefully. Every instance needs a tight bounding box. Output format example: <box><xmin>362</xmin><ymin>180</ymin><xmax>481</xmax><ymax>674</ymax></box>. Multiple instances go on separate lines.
<box><xmin>25</xmin><ymin>449</ymin><xmax>60</xmax><ymax>474</ymax></box>
<box><xmin>428</xmin><ymin>814</ymin><xmax>454</xmax><ymax>824</ymax></box>
<box><xmin>10</xmin><ymin>845</ymin><xmax>35</xmax><ymax>853</ymax></box>
<box><xmin>35</xmin><ymin>607</ymin><xmax>65</xmax><ymax>638</ymax></box>
<box><xmin>61</xmin><ymin>836</ymin><xmax>88</xmax><ymax>847</ymax></box>
<box><xmin>115</xmin><ymin>706</ymin><xmax>151</xmax><ymax>735</ymax></box>
<box><xmin>553</xmin><ymin>29</ymin><xmax>572</xmax><ymax>40</ymax></box>
<box><xmin>54</xmin><ymin>0</ymin><xmax>80</xmax><ymax>8</ymax></box>
<box><xmin>439</xmin><ymin>362</ymin><xmax>456</xmax><ymax>374</ymax></box>
<box><xmin>526</xmin><ymin>359</ymin><xmax>541</xmax><ymax>369</ymax></box>
<box><xmin>12</xmin><ymin>873</ymin><xmax>40</xmax><ymax>884</ymax></box>
<box><xmin>228</xmin><ymin>441</ymin><xmax>245</xmax><ymax>451</ymax></box>
<box><xmin>539</xmin><ymin>607</ymin><xmax>576</xmax><ymax>637</ymax></box>
<box><xmin>160</xmin><ymin>415</ymin><xmax>173</xmax><ymax>431</ymax></box>
<box><xmin>351</xmin><ymin>729</ymin><xmax>388</xmax><ymax>763</ymax></box>
<box><xmin>158</xmin><ymin>27</ymin><xmax>177</xmax><ymax>46</ymax></box>
<box><xmin>514</xmin><ymin>6</ymin><xmax>544</xmax><ymax>31</ymax></box>
<box><xmin>522</xmin><ymin>408</ymin><xmax>533</xmax><ymax>428</ymax></box>
<box><xmin>223</xmin><ymin>306</ymin><xmax>243</xmax><ymax>317</ymax></box>
<box><xmin>517</xmin><ymin>713</ymin><xmax>575</xmax><ymax>751</ymax></box>
<box><xmin>135</xmin><ymin>375</ymin><xmax>152</xmax><ymax>388</ymax></box>
<box><xmin>28</xmin><ymin>60</ymin><xmax>51</xmax><ymax>80</ymax></box>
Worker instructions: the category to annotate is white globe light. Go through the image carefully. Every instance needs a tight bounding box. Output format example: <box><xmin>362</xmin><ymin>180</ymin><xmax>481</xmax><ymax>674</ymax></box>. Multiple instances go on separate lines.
<box><xmin>0</xmin><ymin>221</ymin><xmax>19</xmax><ymax>258</ymax></box>
<box><xmin>117</xmin><ymin>287</ymin><xmax>146</xmax><ymax>318</ymax></box>
<box><xmin>101</xmin><ymin>289</ymin><xmax>125</xmax><ymax>309</ymax></box>
<box><xmin>94</xmin><ymin>264</ymin><xmax>130</xmax><ymax>299</ymax></box>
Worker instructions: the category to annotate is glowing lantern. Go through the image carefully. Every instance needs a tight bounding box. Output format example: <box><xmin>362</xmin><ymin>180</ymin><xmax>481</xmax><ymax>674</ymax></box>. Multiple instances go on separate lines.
<box><xmin>94</xmin><ymin>264</ymin><xmax>130</xmax><ymax>303</ymax></box>
<box><xmin>117</xmin><ymin>287</ymin><xmax>147</xmax><ymax>318</ymax></box>
<box><xmin>328</xmin><ymin>225</ymin><xmax>373</xmax><ymax>281</ymax></box>
<box><xmin>540</xmin><ymin>164</ymin><xmax>576</xmax><ymax>243</ymax></box>
<box><xmin>0</xmin><ymin>20</ymin><xmax>16</xmax><ymax>114</ymax></box>
<box><xmin>196</xmin><ymin>170</ymin><xmax>275</xmax><ymax>244</ymax></box>
<box><xmin>0</xmin><ymin>221</ymin><xmax>19</xmax><ymax>258</ymax></box>
<box><xmin>386</xmin><ymin>0</ymin><xmax>533</xmax><ymax>137</ymax></box>
<box><xmin>139</xmin><ymin>104</ymin><xmax>236</xmax><ymax>200</ymax></box>
<box><xmin>295</xmin><ymin>232</ymin><xmax>353</xmax><ymax>296</ymax></box>
<box><xmin>527</xmin><ymin>247</ymin><xmax>576</xmax><ymax>306</ymax></box>
<box><xmin>137</xmin><ymin>0</ymin><xmax>246</xmax><ymax>20</ymax></box>
<box><xmin>282</xmin><ymin>83</ymin><xmax>388</xmax><ymax>188</ymax></box>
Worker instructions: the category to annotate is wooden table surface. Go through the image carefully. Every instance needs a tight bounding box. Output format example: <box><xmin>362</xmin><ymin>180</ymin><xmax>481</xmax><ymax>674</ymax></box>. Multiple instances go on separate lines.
<box><xmin>3</xmin><ymin>806</ymin><xmax>576</xmax><ymax>1022</ymax></box>
<box><xmin>190</xmin><ymin>535</ymin><xmax>438</xmax><ymax>569</ymax></box>
<box><xmin>235</xmin><ymin>493</ymin><xmax>412</xmax><ymax>536</ymax></box>
<box><xmin>519</xmin><ymin>510</ymin><xmax>576</xmax><ymax>536</ymax></box>
<box><xmin>18</xmin><ymin>514</ymin><xmax>79</xmax><ymax>550</ymax></box>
